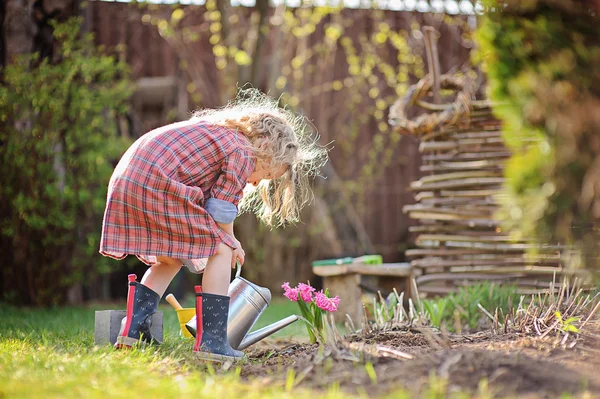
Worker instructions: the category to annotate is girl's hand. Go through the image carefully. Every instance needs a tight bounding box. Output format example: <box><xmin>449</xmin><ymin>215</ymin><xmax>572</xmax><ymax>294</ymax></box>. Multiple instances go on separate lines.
<box><xmin>232</xmin><ymin>238</ymin><xmax>245</xmax><ymax>268</ymax></box>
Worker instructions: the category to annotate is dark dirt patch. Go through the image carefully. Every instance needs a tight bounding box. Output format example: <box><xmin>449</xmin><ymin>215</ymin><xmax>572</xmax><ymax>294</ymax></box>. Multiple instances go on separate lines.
<box><xmin>394</xmin><ymin>349</ymin><xmax>598</xmax><ymax>397</ymax></box>
<box><xmin>243</xmin><ymin>342</ymin><xmax>319</xmax><ymax>378</ymax></box>
<box><xmin>347</xmin><ymin>329</ymin><xmax>435</xmax><ymax>355</ymax></box>
<box><xmin>241</xmin><ymin>329</ymin><xmax>600</xmax><ymax>398</ymax></box>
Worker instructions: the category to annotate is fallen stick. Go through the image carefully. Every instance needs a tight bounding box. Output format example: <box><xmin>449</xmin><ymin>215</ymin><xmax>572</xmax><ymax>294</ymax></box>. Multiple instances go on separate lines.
<box><xmin>376</xmin><ymin>345</ymin><xmax>414</xmax><ymax>360</ymax></box>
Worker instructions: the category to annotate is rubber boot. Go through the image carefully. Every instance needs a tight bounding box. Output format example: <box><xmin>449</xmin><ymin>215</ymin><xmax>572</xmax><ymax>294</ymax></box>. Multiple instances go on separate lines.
<box><xmin>115</xmin><ymin>274</ymin><xmax>161</xmax><ymax>348</ymax></box>
<box><xmin>193</xmin><ymin>286</ymin><xmax>244</xmax><ymax>362</ymax></box>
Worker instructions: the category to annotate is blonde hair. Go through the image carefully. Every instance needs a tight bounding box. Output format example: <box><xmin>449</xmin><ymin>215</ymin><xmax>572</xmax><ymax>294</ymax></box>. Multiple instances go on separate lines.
<box><xmin>193</xmin><ymin>88</ymin><xmax>328</xmax><ymax>227</ymax></box>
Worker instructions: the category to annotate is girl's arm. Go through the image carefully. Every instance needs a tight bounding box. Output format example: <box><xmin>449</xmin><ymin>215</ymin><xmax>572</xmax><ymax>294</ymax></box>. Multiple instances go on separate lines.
<box><xmin>216</xmin><ymin>221</ymin><xmax>235</xmax><ymax>237</ymax></box>
<box><xmin>217</xmin><ymin>221</ymin><xmax>245</xmax><ymax>266</ymax></box>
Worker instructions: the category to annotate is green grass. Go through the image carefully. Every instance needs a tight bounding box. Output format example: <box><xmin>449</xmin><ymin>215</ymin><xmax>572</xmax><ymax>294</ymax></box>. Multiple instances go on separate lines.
<box><xmin>250</xmin><ymin>299</ymin><xmax>311</xmax><ymax>340</ymax></box>
<box><xmin>421</xmin><ymin>283</ymin><xmax>520</xmax><ymax>332</ymax></box>
<box><xmin>0</xmin><ymin>300</ymin><xmax>344</xmax><ymax>398</ymax></box>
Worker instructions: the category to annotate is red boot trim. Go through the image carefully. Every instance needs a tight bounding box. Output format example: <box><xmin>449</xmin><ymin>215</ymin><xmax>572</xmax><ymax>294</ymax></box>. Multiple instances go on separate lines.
<box><xmin>120</xmin><ymin>274</ymin><xmax>137</xmax><ymax>338</ymax></box>
<box><xmin>193</xmin><ymin>285</ymin><xmax>203</xmax><ymax>352</ymax></box>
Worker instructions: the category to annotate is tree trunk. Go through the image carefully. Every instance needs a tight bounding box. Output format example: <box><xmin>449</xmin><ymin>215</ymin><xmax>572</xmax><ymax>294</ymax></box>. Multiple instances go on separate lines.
<box><xmin>5</xmin><ymin>0</ymin><xmax>83</xmax><ymax>62</ymax></box>
<box><xmin>2</xmin><ymin>0</ymin><xmax>83</xmax><ymax>305</ymax></box>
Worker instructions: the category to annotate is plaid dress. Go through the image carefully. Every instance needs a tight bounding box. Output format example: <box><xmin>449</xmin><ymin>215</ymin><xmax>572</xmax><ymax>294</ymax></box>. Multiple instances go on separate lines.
<box><xmin>100</xmin><ymin>120</ymin><xmax>255</xmax><ymax>273</ymax></box>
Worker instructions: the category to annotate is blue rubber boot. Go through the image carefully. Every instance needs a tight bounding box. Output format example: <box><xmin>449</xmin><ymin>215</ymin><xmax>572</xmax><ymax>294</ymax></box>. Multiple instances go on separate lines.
<box><xmin>193</xmin><ymin>292</ymin><xmax>244</xmax><ymax>362</ymax></box>
<box><xmin>115</xmin><ymin>274</ymin><xmax>161</xmax><ymax>348</ymax></box>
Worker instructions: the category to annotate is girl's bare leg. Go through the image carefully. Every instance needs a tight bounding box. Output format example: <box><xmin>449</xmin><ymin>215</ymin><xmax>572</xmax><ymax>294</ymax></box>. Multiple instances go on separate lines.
<box><xmin>140</xmin><ymin>256</ymin><xmax>182</xmax><ymax>297</ymax></box>
<box><xmin>202</xmin><ymin>243</ymin><xmax>233</xmax><ymax>295</ymax></box>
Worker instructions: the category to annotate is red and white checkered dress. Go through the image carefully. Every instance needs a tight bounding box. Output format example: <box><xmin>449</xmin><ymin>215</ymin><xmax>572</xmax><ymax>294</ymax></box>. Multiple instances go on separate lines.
<box><xmin>100</xmin><ymin>120</ymin><xmax>255</xmax><ymax>273</ymax></box>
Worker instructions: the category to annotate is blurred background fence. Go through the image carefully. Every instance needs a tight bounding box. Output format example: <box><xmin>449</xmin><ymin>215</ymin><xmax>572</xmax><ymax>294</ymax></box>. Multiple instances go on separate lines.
<box><xmin>89</xmin><ymin>0</ymin><xmax>473</xmax><ymax>298</ymax></box>
<box><xmin>2</xmin><ymin>0</ymin><xmax>476</xmax><ymax>304</ymax></box>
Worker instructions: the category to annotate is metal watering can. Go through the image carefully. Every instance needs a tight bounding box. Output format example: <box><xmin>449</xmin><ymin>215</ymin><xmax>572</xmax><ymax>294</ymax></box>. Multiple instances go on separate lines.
<box><xmin>185</xmin><ymin>266</ymin><xmax>299</xmax><ymax>350</ymax></box>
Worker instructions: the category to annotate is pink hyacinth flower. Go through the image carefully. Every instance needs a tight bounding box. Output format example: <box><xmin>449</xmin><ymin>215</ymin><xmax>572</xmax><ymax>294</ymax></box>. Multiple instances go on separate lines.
<box><xmin>282</xmin><ymin>282</ymin><xmax>300</xmax><ymax>302</ymax></box>
<box><xmin>297</xmin><ymin>283</ymin><xmax>316</xmax><ymax>303</ymax></box>
<box><xmin>314</xmin><ymin>291</ymin><xmax>341</xmax><ymax>312</ymax></box>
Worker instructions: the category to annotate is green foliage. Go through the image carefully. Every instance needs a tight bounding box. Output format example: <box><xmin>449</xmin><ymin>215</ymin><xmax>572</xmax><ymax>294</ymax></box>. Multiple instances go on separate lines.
<box><xmin>296</xmin><ymin>295</ymin><xmax>321</xmax><ymax>344</ymax></box>
<box><xmin>364</xmin><ymin>362</ymin><xmax>377</xmax><ymax>385</ymax></box>
<box><xmin>554</xmin><ymin>311</ymin><xmax>581</xmax><ymax>334</ymax></box>
<box><xmin>421</xmin><ymin>296</ymin><xmax>450</xmax><ymax>329</ymax></box>
<box><xmin>0</xmin><ymin>18</ymin><xmax>133</xmax><ymax>305</ymax></box>
<box><xmin>422</xmin><ymin>283</ymin><xmax>520</xmax><ymax>332</ymax></box>
<box><xmin>476</xmin><ymin>1</ymin><xmax>600</xmax><ymax>273</ymax></box>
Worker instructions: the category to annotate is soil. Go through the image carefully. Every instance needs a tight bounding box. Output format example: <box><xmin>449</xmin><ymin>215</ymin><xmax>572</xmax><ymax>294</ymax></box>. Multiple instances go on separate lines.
<box><xmin>240</xmin><ymin>327</ymin><xmax>600</xmax><ymax>398</ymax></box>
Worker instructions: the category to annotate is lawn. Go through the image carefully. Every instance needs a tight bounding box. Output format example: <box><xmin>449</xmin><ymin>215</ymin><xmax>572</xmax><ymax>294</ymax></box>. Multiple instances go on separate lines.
<box><xmin>0</xmin><ymin>300</ymin><xmax>364</xmax><ymax>399</ymax></box>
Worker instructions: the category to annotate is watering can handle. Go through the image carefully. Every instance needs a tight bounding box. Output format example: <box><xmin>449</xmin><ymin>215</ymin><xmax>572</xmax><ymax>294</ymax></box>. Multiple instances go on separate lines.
<box><xmin>235</xmin><ymin>261</ymin><xmax>242</xmax><ymax>278</ymax></box>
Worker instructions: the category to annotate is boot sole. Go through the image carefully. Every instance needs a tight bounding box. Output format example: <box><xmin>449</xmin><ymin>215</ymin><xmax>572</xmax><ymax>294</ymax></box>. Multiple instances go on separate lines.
<box><xmin>114</xmin><ymin>331</ymin><xmax>161</xmax><ymax>349</ymax></box>
<box><xmin>115</xmin><ymin>335</ymin><xmax>139</xmax><ymax>349</ymax></box>
<box><xmin>194</xmin><ymin>350</ymin><xmax>244</xmax><ymax>363</ymax></box>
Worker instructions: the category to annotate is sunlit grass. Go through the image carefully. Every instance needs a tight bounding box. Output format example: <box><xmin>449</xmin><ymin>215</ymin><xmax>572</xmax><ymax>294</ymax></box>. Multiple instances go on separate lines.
<box><xmin>0</xmin><ymin>301</ymin><xmax>332</xmax><ymax>398</ymax></box>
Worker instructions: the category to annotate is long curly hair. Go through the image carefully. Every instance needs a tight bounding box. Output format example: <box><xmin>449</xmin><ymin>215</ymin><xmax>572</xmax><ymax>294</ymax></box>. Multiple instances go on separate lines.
<box><xmin>192</xmin><ymin>88</ymin><xmax>328</xmax><ymax>227</ymax></box>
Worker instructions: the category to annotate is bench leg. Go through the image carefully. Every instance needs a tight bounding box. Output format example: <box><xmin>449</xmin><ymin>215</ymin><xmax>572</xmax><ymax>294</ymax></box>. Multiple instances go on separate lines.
<box><xmin>323</xmin><ymin>273</ymin><xmax>362</xmax><ymax>325</ymax></box>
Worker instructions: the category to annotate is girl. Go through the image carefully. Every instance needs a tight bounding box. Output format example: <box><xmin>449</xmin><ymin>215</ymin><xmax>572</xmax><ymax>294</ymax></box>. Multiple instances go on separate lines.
<box><xmin>99</xmin><ymin>89</ymin><xmax>326</xmax><ymax>361</ymax></box>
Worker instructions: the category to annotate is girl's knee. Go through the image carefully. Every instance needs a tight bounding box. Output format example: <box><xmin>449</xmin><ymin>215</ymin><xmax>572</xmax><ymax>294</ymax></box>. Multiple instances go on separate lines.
<box><xmin>155</xmin><ymin>256</ymin><xmax>183</xmax><ymax>269</ymax></box>
<box><xmin>212</xmin><ymin>243</ymin><xmax>233</xmax><ymax>258</ymax></box>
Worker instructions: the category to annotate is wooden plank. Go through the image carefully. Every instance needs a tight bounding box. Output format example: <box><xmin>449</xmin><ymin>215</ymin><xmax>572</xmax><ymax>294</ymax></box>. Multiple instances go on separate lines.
<box><xmin>451</xmin><ymin>131</ymin><xmax>503</xmax><ymax>140</ymax></box>
<box><xmin>414</xmin><ymin>269</ymin><xmax>586</xmax><ymax>286</ymax></box>
<box><xmin>420</xmin><ymin>163</ymin><xmax>503</xmax><ymax>173</ymax></box>
<box><xmin>422</xmin><ymin>151</ymin><xmax>512</xmax><ymax>162</ymax></box>
<box><xmin>419</xmin><ymin>139</ymin><xmax>505</xmax><ymax>153</ymax></box>
<box><xmin>439</xmin><ymin>189</ymin><xmax>503</xmax><ymax>197</ymax></box>
<box><xmin>411</xmin><ymin>257</ymin><xmax>561</xmax><ymax>268</ymax></box>
<box><xmin>409</xmin><ymin>225</ymin><xmax>502</xmax><ymax>234</ymax></box>
<box><xmin>416</xmin><ymin>285</ymin><xmax>559</xmax><ymax>296</ymax></box>
<box><xmin>406</xmin><ymin>248</ymin><xmax>492</xmax><ymax>257</ymax></box>
<box><xmin>415</xmin><ymin>234</ymin><xmax>520</xmax><ymax>243</ymax></box>
<box><xmin>424</xmin><ymin>159</ymin><xmax>506</xmax><ymax>170</ymax></box>
<box><xmin>446</xmin><ymin>266</ymin><xmax>562</xmax><ymax>273</ymax></box>
<box><xmin>312</xmin><ymin>264</ymin><xmax>351</xmax><ymax>276</ymax></box>
<box><xmin>409</xmin><ymin>225</ymin><xmax>480</xmax><ymax>233</ymax></box>
<box><xmin>407</xmin><ymin>211</ymin><xmax>498</xmax><ymax>224</ymax></box>
<box><xmin>416</xmin><ymin>273</ymin><xmax>525</xmax><ymax>285</ymax></box>
<box><xmin>417</xmin><ymin>171</ymin><xmax>503</xmax><ymax>184</ymax></box>
<box><xmin>411</xmin><ymin>177</ymin><xmax>505</xmax><ymax>191</ymax></box>
<box><xmin>414</xmin><ymin>189</ymin><xmax>503</xmax><ymax>201</ymax></box>
<box><xmin>351</xmin><ymin>263</ymin><xmax>414</xmax><ymax>277</ymax></box>
<box><xmin>415</xmin><ymin>240</ymin><xmax>562</xmax><ymax>252</ymax></box>
<box><xmin>403</xmin><ymin>205</ymin><xmax>494</xmax><ymax>217</ymax></box>
<box><xmin>313</xmin><ymin>263</ymin><xmax>413</xmax><ymax>277</ymax></box>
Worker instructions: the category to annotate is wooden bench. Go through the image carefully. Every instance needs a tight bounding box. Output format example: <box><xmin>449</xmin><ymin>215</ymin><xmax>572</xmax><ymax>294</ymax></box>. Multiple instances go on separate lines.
<box><xmin>312</xmin><ymin>262</ymin><xmax>417</xmax><ymax>323</ymax></box>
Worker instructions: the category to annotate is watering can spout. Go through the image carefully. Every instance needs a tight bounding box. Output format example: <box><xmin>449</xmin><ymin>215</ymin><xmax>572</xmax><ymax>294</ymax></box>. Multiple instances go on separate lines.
<box><xmin>237</xmin><ymin>315</ymin><xmax>299</xmax><ymax>350</ymax></box>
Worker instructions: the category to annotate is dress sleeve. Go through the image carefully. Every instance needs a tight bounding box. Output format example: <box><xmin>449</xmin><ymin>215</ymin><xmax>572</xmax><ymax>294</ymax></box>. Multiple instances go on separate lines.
<box><xmin>206</xmin><ymin>148</ymin><xmax>255</xmax><ymax>224</ymax></box>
